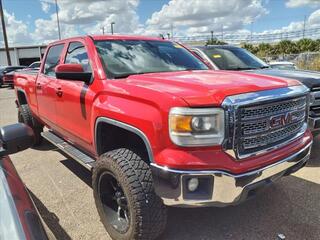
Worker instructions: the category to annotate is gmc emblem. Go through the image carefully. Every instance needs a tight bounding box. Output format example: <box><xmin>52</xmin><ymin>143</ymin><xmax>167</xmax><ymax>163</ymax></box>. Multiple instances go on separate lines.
<box><xmin>269</xmin><ymin>112</ymin><xmax>295</xmax><ymax>129</ymax></box>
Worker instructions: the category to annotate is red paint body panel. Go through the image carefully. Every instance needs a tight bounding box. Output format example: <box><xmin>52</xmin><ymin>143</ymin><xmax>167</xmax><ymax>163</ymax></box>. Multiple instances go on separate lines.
<box><xmin>13</xmin><ymin>35</ymin><xmax>311</xmax><ymax>174</ymax></box>
<box><xmin>1</xmin><ymin>156</ymin><xmax>47</xmax><ymax>239</ymax></box>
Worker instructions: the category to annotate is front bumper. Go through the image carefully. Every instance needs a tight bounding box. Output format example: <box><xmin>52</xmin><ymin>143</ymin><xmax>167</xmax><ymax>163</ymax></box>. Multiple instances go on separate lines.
<box><xmin>151</xmin><ymin>141</ymin><xmax>312</xmax><ymax>207</ymax></box>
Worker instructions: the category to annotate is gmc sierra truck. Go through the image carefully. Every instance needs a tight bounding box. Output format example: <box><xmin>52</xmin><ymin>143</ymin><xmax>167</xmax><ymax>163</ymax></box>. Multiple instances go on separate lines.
<box><xmin>190</xmin><ymin>45</ymin><xmax>320</xmax><ymax>130</ymax></box>
<box><xmin>14</xmin><ymin>35</ymin><xmax>313</xmax><ymax>240</ymax></box>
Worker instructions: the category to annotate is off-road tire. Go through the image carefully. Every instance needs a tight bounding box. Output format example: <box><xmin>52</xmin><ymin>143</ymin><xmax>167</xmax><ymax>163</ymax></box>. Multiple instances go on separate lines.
<box><xmin>18</xmin><ymin>104</ymin><xmax>43</xmax><ymax>146</ymax></box>
<box><xmin>92</xmin><ymin>148</ymin><xmax>167</xmax><ymax>240</ymax></box>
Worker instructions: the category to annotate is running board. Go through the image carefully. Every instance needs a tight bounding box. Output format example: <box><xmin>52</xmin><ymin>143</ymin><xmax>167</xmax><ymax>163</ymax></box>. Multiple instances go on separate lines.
<box><xmin>41</xmin><ymin>131</ymin><xmax>95</xmax><ymax>170</ymax></box>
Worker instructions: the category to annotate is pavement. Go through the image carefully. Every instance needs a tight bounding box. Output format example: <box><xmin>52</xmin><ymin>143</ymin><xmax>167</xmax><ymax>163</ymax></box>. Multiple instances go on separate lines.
<box><xmin>0</xmin><ymin>86</ymin><xmax>319</xmax><ymax>240</ymax></box>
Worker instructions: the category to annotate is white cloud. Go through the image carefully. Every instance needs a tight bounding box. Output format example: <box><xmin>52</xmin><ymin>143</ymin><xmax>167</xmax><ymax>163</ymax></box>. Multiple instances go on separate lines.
<box><xmin>40</xmin><ymin>0</ymin><xmax>51</xmax><ymax>13</ymax></box>
<box><xmin>286</xmin><ymin>0</ymin><xmax>320</xmax><ymax>8</ymax></box>
<box><xmin>55</xmin><ymin>0</ymin><xmax>140</xmax><ymax>34</ymax></box>
<box><xmin>142</xmin><ymin>0</ymin><xmax>268</xmax><ymax>36</ymax></box>
<box><xmin>2</xmin><ymin>0</ymin><xmax>320</xmax><ymax>47</ymax></box>
<box><xmin>1</xmin><ymin>0</ymin><xmax>141</xmax><ymax>46</ymax></box>
<box><xmin>261</xmin><ymin>8</ymin><xmax>320</xmax><ymax>34</ymax></box>
<box><xmin>308</xmin><ymin>8</ymin><xmax>320</xmax><ymax>25</ymax></box>
<box><xmin>31</xmin><ymin>14</ymin><xmax>78</xmax><ymax>44</ymax></box>
<box><xmin>0</xmin><ymin>10</ymin><xmax>33</xmax><ymax>46</ymax></box>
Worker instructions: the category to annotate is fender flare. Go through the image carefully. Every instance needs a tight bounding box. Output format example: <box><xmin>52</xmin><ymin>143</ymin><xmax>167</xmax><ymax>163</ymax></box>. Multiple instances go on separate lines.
<box><xmin>16</xmin><ymin>88</ymin><xmax>28</xmax><ymax>106</ymax></box>
<box><xmin>94</xmin><ymin>117</ymin><xmax>154</xmax><ymax>163</ymax></box>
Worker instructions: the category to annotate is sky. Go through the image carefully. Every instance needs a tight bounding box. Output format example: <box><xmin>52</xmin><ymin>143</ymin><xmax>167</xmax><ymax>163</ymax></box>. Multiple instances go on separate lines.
<box><xmin>1</xmin><ymin>0</ymin><xmax>320</xmax><ymax>47</ymax></box>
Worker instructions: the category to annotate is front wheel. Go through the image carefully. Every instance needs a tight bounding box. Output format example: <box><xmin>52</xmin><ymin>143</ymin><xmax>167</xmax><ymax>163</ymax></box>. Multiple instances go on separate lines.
<box><xmin>92</xmin><ymin>148</ymin><xmax>167</xmax><ymax>240</ymax></box>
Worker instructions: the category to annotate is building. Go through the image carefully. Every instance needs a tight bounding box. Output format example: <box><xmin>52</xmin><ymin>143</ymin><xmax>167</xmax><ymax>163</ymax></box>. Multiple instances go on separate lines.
<box><xmin>0</xmin><ymin>44</ymin><xmax>47</xmax><ymax>66</ymax></box>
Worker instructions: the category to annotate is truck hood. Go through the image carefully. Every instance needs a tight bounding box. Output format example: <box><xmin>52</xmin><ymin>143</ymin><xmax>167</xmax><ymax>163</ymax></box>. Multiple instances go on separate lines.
<box><xmin>248</xmin><ymin>69</ymin><xmax>320</xmax><ymax>89</ymax></box>
<box><xmin>126</xmin><ymin>70</ymin><xmax>299</xmax><ymax>106</ymax></box>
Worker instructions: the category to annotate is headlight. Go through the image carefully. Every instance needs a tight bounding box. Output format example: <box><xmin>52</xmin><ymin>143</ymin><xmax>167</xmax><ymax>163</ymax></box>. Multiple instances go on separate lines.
<box><xmin>169</xmin><ymin>107</ymin><xmax>225</xmax><ymax>146</ymax></box>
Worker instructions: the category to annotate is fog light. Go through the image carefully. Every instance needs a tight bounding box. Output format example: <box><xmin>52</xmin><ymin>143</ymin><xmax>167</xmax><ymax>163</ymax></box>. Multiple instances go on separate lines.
<box><xmin>188</xmin><ymin>178</ymin><xmax>199</xmax><ymax>192</ymax></box>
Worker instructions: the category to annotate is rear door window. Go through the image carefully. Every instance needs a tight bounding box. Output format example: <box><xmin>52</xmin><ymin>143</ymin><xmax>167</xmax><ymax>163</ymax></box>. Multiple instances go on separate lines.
<box><xmin>43</xmin><ymin>44</ymin><xmax>64</xmax><ymax>77</ymax></box>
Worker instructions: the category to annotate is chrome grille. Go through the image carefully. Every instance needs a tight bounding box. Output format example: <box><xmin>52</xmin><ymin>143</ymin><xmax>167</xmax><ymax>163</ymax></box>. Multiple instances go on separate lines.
<box><xmin>242</xmin><ymin>121</ymin><xmax>305</xmax><ymax>150</ymax></box>
<box><xmin>236</xmin><ymin>96</ymin><xmax>307</xmax><ymax>158</ymax></box>
<box><xmin>240</xmin><ymin>97</ymin><xmax>306</xmax><ymax>121</ymax></box>
<box><xmin>241</xmin><ymin>109</ymin><xmax>305</xmax><ymax>135</ymax></box>
<box><xmin>311</xmin><ymin>88</ymin><xmax>320</xmax><ymax>117</ymax></box>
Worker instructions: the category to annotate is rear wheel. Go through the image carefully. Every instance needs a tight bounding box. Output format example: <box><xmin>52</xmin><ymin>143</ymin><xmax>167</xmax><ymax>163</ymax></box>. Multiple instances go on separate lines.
<box><xmin>92</xmin><ymin>148</ymin><xmax>167</xmax><ymax>240</ymax></box>
<box><xmin>18</xmin><ymin>104</ymin><xmax>43</xmax><ymax>146</ymax></box>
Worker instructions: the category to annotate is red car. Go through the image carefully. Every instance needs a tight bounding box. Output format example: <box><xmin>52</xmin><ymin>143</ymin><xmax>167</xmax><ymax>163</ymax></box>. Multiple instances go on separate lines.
<box><xmin>0</xmin><ymin>123</ymin><xmax>48</xmax><ymax>240</ymax></box>
<box><xmin>14</xmin><ymin>35</ymin><xmax>312</xmax><ymax>240</ymax></box>
<box><xmin>3</xmin><ymin>72</ymin><xmax>15</xmax><ymax>88</ymax></box>
<box><xmin>0</xmin><ymin>66</ymin><xmax>25</xmax><ymax>88</ymax></box>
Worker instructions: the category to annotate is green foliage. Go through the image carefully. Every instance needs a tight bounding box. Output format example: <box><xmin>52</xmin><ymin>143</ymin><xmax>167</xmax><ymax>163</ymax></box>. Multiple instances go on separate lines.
<box><xmin>241</xmin><ymin>38</ymin><xmax>320</xmax><ymax>58</ymax></box>
<box><xmin>240</xmin><ymin>43</ymin><xmax>258</xmax><ymax>54</ymax></box>
<box><xmin>206</xmin><ymin>38</ymin><xmax>227</xmax><ymax>45</ymax></box>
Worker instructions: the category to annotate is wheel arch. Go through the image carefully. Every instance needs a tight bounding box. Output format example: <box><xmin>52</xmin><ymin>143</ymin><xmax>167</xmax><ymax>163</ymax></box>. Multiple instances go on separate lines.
<box><xmin>16</xmin><ymin>89</ymin><xmax>28</xmax><ymax>105</ymax></box>
<box><xmin>95</xmin><ymin>117</ymin><xmax>154</xmax><ymax>164</ymax></box>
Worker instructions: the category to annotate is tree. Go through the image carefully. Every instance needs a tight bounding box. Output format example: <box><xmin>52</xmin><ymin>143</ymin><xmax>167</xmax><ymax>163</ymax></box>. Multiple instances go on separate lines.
<box><xmin>273</xmin><ymin>40</ymin><xmax>298</xmax><ymax>55</ymax></box>
<box><xmin>206</xmin><ymin>38</ymin><xmax>227</xmax><ymax>45</ymax></box>
<box><xmin>256</xmin><ymin>43</ymin><xmax>273</xmax><ymax>58</ymax></box>
<box><xmin>296</xmin><ymin>38</ymin><xmax>318</xmax><ymax>52</ymax></box>
<box><xmin>240</xmin><ymin>43</ymin><xmax>258</xmax><ymax>54</ymax></box>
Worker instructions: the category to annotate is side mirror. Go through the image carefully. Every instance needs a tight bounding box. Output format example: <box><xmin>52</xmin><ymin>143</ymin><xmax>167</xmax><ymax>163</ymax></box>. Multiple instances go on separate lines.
<box><xmin>55</xmin><ymin>64</ymin><xmax>92</xmax><ymax>83</ymax></box>
<box><xmin>0</xmin><ymin>123</ymin><xmax>35</xmax><ymax>157</ymax></box>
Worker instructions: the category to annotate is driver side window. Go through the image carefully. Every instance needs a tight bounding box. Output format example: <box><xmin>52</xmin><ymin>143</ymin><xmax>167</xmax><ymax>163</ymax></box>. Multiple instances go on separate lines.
<box><xmin>65</xmin><ymin>42</ymin><xmax>92</xmax><ymax>73</ymax></box>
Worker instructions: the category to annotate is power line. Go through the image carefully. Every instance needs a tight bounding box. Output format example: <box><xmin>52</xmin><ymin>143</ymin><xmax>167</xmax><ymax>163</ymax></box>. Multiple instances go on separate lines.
<box><xmin>175</xmin><ymin>26</ymin><xmax>320</xmax><ymax>44</ymax></box>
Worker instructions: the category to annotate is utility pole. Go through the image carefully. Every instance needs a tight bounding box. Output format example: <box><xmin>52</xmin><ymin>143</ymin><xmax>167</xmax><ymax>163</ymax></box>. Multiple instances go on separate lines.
<box><xmin>111</xmin><ymin>22</ymin><xmax>115</xmax><ymax>35</ymax></box>
<box><xmin>250</xmin><ymin>22</ymin><xmax>253</xmax><ymax>43</ymax></box>
<box><xmin>0</xmin><ymin>0</ymin><xmax>11</xmax><ymax>65</ymax></box>
<box><xmin>170</xmin><ymin>23</ymin><xmax>173</xmax><ymax>40</ymax></box>
<box><xmin>101</xmin><ymin>26</ymin><xmax>105</xmax><ymax>35</ymax></box>
<box><xmin>221</xmin><ymin>26</ymin><xmax>224</xmax><ymax>41</ymax></box>
<box><xmin>303</xmin><ymin>15</ymin><xmax>307</xmax><ymax>39</ymax></box>
<box><xmin>55</xmin><ymin>0</ymin><xmax>61</xmax><ymax>40</ymax></box>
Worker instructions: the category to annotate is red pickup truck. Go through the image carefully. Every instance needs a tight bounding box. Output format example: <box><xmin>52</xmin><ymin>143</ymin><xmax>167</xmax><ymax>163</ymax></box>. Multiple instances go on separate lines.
<box><xmin>14</xmin><ymin>35</ymin><xmax>312</xmax><ymax>240</ymax></box>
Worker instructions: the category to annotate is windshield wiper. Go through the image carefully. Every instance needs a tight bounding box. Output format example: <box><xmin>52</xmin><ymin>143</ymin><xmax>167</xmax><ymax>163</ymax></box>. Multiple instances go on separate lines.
<box><xmin>113</xmin><ymin>71</ymin><xmax>165</xmax><ymax>79</ymax></box>
<box><xmin>225</xmin><ymin>67</ymin><xmax>258</xmax><ymax>70</ymax></box>
<box><xmin>113</xmin><ymin>72</ymin><xmax>145</xmax><ymax>79</ymax></box>
<box><xmin>258</xmin><ymin>66</ymin><xmax>270</xmax><ymax>69</ymax></box>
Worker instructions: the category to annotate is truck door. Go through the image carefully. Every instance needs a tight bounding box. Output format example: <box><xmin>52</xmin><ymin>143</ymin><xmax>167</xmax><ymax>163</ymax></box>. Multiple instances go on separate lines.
<box><xmin>54</xmin><ymin>41</ymin><xmax>94</xmax><ymax>150</ymax></box>
<box><xmin>36</xmin><ymin>44</ymin><xmax>64</xmax><ymax>128</ymax></box>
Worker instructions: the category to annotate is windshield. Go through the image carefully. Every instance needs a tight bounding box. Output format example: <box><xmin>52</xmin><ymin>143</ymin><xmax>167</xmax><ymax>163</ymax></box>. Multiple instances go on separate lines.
<box><xmin>0</xmin><ymin>67</ymin><xmax>6</xmax><ymax>73</ymax></box>
<box><xmin>202</xmin><ymin>47</ymin><xmax>269</xmax><ymax>70</ymax></box>
<box><xmin>95</xmin><ymin>40</ymin><xmax>208</xmax><ymax>78</ymax></box>
<box><xmin>29</xmin><ymin>62</ymin><xmax>40</xmax><ymax>68</ymax></box>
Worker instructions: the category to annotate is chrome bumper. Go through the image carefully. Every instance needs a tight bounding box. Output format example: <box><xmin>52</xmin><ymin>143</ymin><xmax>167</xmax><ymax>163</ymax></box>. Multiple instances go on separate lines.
<box><xmin>151</xmin><ymin>141</ymin><xmax>312</xmax><ymax>207</ymax></box>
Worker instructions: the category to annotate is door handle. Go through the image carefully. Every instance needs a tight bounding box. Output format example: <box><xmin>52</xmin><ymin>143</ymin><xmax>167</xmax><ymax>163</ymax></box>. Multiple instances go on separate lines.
<box><xmin>36</xmin><ymin>83</ymin><xmax>42</xmax><ymax>90</ymax></box>
<box><xmin>56</xmin><ymin>87</ymin><xmax>63</xmax><ymax>97</ymax></box>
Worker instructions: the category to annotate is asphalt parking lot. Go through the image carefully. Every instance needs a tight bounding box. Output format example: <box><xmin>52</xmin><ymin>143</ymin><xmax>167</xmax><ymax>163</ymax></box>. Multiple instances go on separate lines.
<box><xmin>0</xmin><ymin>86</ymin><xmax>319</xmax><ymax>240</ymax></box>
